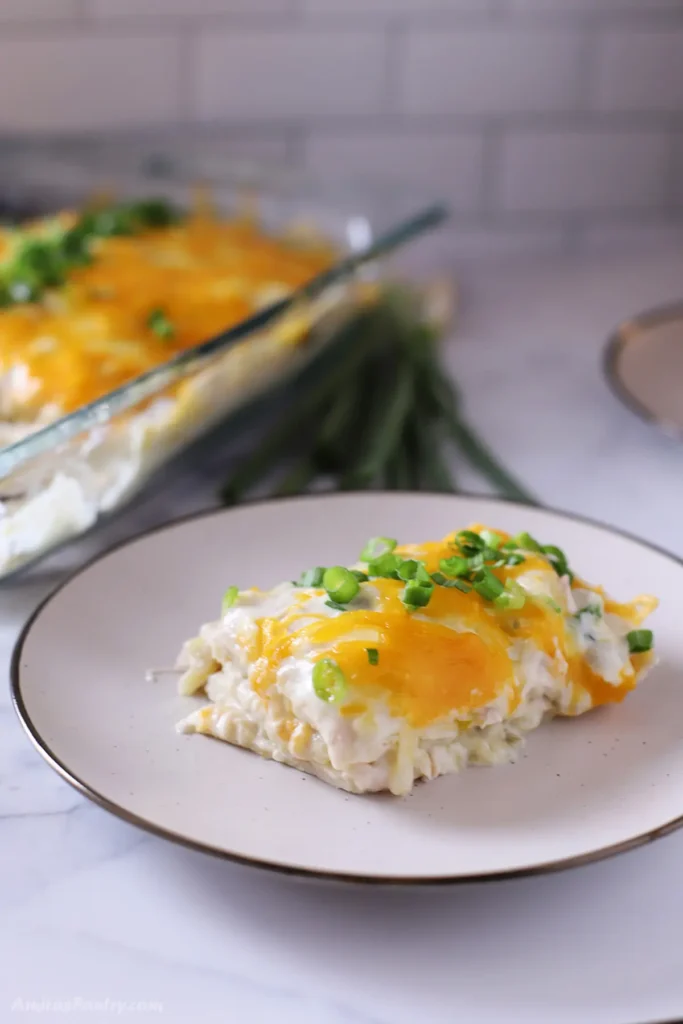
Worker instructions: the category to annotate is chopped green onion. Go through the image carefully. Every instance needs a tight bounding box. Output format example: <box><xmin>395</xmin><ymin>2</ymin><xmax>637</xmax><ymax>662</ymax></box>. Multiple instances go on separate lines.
<box><xmin>472</xmin><ymin>568</ymin><xmax>505</xmax><ymax>602</ymax></box>
<box><xmin>325</xmin><ymin>599</ymin><xmax>348</xmax><ymax>612</ymax></box>
<box><xmin>367</xmin><ymin>553</ymin><xmax>402</xmax><ymax>578</ymax></box>
<box><xmin>439</xmin><ymin>555</ymin><xmax>469</xmax><ymax>578</ymax></box>
<box><xmin>401</xmin><ymin>580</ymin><xmax>434</xmax><ymax>609</ymax></box>
<box><xmin>480</xmin><ymin>530</ymin><xmax>503</xmax><ymax>550</ymax></box>
<box><xmin>351</xmin><ymin>570</ymin><xmax>369</xmax><ymax>582</ymax></box>
<box><xmin>494</xmin><ymin>581</ymin><xmax>526</xmax><ymax>611</ymax></box>
<box><xmin>298</xmin><ymin>566</ymin><xmax>325</xmax><ymax>588</ymax></box>
<box><xmin>366</xmin><ymin>648</ymin><xmax>379</xmax><ymax>666</ymax></box>
<box><xmin>431</xmin><ymin>572</ymin><xmax>447</xmax><ymax>585</ymax></box>
<box><xmin>221</xmin><ymin>586</ymin><xmax>239</xmax><ymax>613</ymax></box>
<box><xmin>323</xmin><ymin>566</ymin><xmax>360</xmax><ymax>604</ymax></box>
<box><xmin>514</xmin><ymin>532</ymin><xmax>543</xmax><ymax>553</ymax></box>
<box><xmin>88</xmin><ymin>205</ymin><xmax>136</xmax><ymax>237</ymax></box>
<box><xmin>147</xmin><ymin>306</ymin><xmax>175</xmax><ymax>340</ymax></box>
<box><xmin>543</xmin><ymin>544</ymin><xmax>572</xmax><ymax>580</ymax></box>
<box><xmin>130</xmin><ymin>197</ymin><xmax>179</xmax><ymax>228</ymax></box>
<box><xmin>360</xmin><ymin>537</ymin><xmax>397</xmax><ymax>562</ymax></box>
<box><xmin>456</xmin><ymin>530</ymin><xmax>485</xmax><ymax>553</ymax></box>
<box><xmin>574</xmin><ymin>604</ymin><xmax>602</xmax><ymax>621</ymax></box>
<box><xmin>442</xmin><ymin>578</ymin><xmax>472</xmax><ymax>593</ymax></box>
<box><xmin>397</xmin><ymin>559</ymin><xmax>420</xmax><ymax>581</ymax></box>
<box><xmin>312</xmin><ymin>658</ymin><xmax>347</xmax><ymax>703</ymax></box>
<box><xmin>14</xmin><ymin>240</ymin><xmax>65</xmax><ymax>287</ymax></box>
<box><xmin>61</xmin><ymin>226</ymin><xmax>92</xmax><ymax>266</ymax></box>
<box><xmin>505</xmin><ymin>553</ymin><xmax>526</xmax><ymax>567</ymax></box>
<box><xmin>627</xmin><ymin>629</ymin><xmax>654</xmax><ymax>654</ymax></box>
<box><xmin>415</xmin><ymin>562</ymin><xmax>433</xmax><ymax>584</ymax></box>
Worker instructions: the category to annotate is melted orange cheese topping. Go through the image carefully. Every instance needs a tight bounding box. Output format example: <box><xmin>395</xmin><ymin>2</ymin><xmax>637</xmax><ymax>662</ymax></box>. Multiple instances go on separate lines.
<box><xmin>244</xmin><ymin>528</ymin><xmax>657</xmax><ymax>729</ymax></box>
<box><xmin>0</xmin><ymin>210</ymin><xmax>334</xmax><ymax>418</ymax></box>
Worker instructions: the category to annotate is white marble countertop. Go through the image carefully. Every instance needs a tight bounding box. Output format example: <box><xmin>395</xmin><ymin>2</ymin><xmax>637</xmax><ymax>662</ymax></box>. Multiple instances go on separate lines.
<box><xmin>3</xmin><ymin>242</ymin><xmax>683</xmax><ymax>1024</ymax></box>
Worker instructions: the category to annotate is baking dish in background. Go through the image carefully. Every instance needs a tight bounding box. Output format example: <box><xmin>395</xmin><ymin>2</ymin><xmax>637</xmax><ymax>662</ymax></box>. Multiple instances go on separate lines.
<box><xmin>0</xmin><ymin>140</ymin><xmax>447</xmax><ymax>580</ymax></box>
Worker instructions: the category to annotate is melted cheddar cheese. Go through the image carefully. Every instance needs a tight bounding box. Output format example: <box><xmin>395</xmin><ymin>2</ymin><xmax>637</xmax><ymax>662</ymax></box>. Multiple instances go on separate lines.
<box><xmin>239</xmin><ymin>532</ymin><xmax>656</xmax><ymax>729</ymax></box>
<box><xmin>0</xmin><ymin>209</ymin><xmax>334</xmax><ymax>419</ymax></box>
<box><xmin>175</xmin><ymin>525</ymin><xmax>659</xmax><ymax>795</ymax></box>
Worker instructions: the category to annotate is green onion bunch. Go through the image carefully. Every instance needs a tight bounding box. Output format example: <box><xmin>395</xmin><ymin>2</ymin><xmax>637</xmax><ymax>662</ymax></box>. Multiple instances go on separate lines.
<box><xmin>0</xmin><ymin>197</ymin><xmax>179</xmax><ymax>308</ymax></box>
<box><xmin>219</xmin><ymin>287</ymin><xmax>537</xmax><ymax>506</ymax></box>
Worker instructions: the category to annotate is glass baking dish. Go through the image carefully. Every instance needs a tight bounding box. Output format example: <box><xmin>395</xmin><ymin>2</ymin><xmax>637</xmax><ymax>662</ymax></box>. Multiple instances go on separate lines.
<box><xmin>0</xmin><ymin>141</ymin><xmax>447</xmax><ymax>580</ymax></box>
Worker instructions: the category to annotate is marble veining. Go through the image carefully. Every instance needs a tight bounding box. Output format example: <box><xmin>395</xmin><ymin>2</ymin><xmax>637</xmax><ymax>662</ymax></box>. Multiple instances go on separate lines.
<box><xmin>4</xmin><ymin>244</ymin><xmax>683</xmax><ymax>1024</ymax></box>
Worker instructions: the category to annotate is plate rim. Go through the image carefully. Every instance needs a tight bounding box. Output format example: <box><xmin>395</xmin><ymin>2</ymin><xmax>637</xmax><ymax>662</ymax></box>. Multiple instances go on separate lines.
<box><xmin>11</xmin><ymin>490</ymin><xmax>683</xmax><ymax>887</ymax></box>
<box><xmin>603</xmin><ymin>299</ymin><xmax>683</xmax><ymax>441</ymax></box>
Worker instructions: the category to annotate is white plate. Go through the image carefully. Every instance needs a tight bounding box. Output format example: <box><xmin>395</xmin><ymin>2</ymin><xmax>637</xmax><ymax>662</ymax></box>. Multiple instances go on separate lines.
<box><xmin>11</xmin><ymin>493</ymin><xmax>683</xmax><ymax>885</ymax></box>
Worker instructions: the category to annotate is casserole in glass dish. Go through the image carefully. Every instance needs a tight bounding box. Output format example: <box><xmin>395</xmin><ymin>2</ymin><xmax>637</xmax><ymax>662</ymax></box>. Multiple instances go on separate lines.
<box><xmin>0</xmin><ymin>143</ymin><xmax>446</xmax><ymax>579</ymax></box>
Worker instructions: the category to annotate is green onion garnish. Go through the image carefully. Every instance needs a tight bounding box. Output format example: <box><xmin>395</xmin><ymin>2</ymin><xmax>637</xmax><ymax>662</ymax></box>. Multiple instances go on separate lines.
<box><xmin>147</xmin><ymin>306</ymin><xmax>175</xmax><ymax>340</ymax></box>
<box><xmin>323</xmin><ymin>566</ymin><xmax>360</xmax><ymax>604</ymax></box>
<box><xmin>439</xmin><ymin>556</ymin><xmax>469</xmax><ymax>578</ymax></box>
<box><xmin>401</xmin><ymin>580</ymin><xmax>434</xmax><ymax>609</ymax></box>
<box><xmin>480</xmin><ymin>530</ymin><xmax>503</xmax><ymax>550</ymax></box>
<box><xmin>472</xmin><ymin>567</ymin><xmax>505</xmax><ymax>602</ymax></box>
<box><xmin>366</xmin><ymin>648</ymin><xmax>379</xmax><ymax>665</ymax></box>
<box><xmin>298</xmin><ymin>566</ymin><xmax>326</xmax><ymax>588</ymax></box>
<box><xmin>367</xmin><ymin>553</ymin><xmax>402</xmax><ymax>578</ymax></box>
<box><xmin>626</xmin><ymin>629</ymin><xmax>654</xmax><ymax>654</ymax></box>
<box><xmin>0</xmin><ymin>199</ymin><xmax>182</xmax><ymax>309</ymax></box>
<box><xmin>456</xmin><ymin>530</ymin><xmax>485</xmax><ymax>554</ymax></box>
<box><xmin>415</xmin><ymin>562</ymin><xmax>433</xmax><ymax>584</ymax></box>
<box><xmin>431</xmin><ymin>571</ymin><xmax>471</xmax><ymax>591</ymax></box>
<box><xmin>542</xmin><ymin>544</ymin><xmax>573</xmax><ymax>580</ymax></box>
<box><xmin>514</xmin><ymin>532</ymin><xmax>543</xmax><ymax>553</ymax></box>
<box><xmin>442</xmin><ymin>578</ymin><xmax>472</xmax><ymax>593</ymax></box>
<box><xmin>351</xmin><ymin>570</ymin><xmax>369</xmax><ymax>582</ymax></box>
<box><xmin>397</xmin><ymin>559</ymin><xmax>420</xmax><ymax>581</ymax></box>
<box><xmin>14</xmin><ymin>240</ymin><xmax>65</xmax><ymax>287</ymax></box>
<box><xmin>130</xmin><ymin>197</ymin><xmax>179</xmax><ymax>228</ymax></box>
<box><xmin>504</xmin><ymin>553</ymin><xmax>526</xmax><ymax>567</ymax></box>
<box><xmin>312</xmin><ymin>658</ymin><xmax>347</xmax><ymax>703</ymax></box>
<box><xmin>61</xmin><ymin>226</ymin><xmax>93</xmax><ymax>267</ymax></box>
<box><xmin>468</xmin><ymin>551</ymin><xmax>486</xmax><ymax>569</ymax></box>
<box><xmin>494</xmin><ymin>581</ymin><xmax>526</xmax><ymax>610</ymax></box>
<box><xmin>360</xmin><ymin>537</ymin><xmax>397</xmax><ymax>561</ymax></box>
<box><xmin>325</xmin><ymin>599</ymin><xmax>348</xmax><ymax>612</ymax></box>
<box><xmin>221</xmin><ymin>586</ymin><xmax>239</xmax><ymax>613</ymax></box>
<box><xmin>88</xmin><ymin>205</ymin><xmax>135</xmax><ymax>237</ymax></box>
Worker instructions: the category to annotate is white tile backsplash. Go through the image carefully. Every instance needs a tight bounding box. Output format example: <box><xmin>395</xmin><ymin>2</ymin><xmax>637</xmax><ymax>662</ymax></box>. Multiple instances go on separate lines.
<box><xmin>305</xmin><ymin>131</ymin><xmax>485</xmax><ymax>213</ymax></box>
<box><xmin>498</xmin><ymin>130</ymin><xmax>669</xmax><ymax>212</ymax></box>
<box><xmin>304</xmin><ymin>0</ymin><xmax>489</xmax><ymax>12</ymax></box>
<box><xmin>196</xmin><ymin>30</ymin><xmax>387</xmax><ymax>120</ymax></box>
<box><xmin>0</xmin><ymin>0</ymin><xmax>680</xmax><ymax>256</ymax></box>
<box><xmin>90</xmin><ymin>0</ymin><xmax>294</xmax><ymax>17</ymax></box>
<box><xmin>504</xmin><ymin>0</ymin><xmax>683</xmax><ymax>11</ymax></box>
<box><xmin>595</xmin><ymin>29</ymin><xmax>683</xmax><ymax>112</ymax></box>
<box><xmin>0</xmin><ymin>34</ymin><xmax>182</xmax><ymax>130</ymax></box>
<box><xmin>0</xmin><ymin>0</ymin><xmax>78</xmax><ymax>20</ymax></box>
<box><xmin>402</xmin><ymin>29</ymin><xmax>583</xmax><ymax>115</ymax></box>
